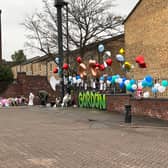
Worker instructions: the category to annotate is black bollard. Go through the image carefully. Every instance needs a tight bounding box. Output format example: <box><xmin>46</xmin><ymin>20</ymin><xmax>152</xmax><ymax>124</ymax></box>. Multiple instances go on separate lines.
<box><xmin>124</xmin><ymin>104</ymin><xmax>132</xmax><ymax>123</ymax></box>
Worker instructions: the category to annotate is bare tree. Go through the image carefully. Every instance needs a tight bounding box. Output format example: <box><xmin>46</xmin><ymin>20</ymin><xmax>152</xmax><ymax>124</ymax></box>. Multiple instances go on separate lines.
<box><xmin>22</xmin><ymin>0</ymin><xmax>124</xmax><ymax>57</ymax></box>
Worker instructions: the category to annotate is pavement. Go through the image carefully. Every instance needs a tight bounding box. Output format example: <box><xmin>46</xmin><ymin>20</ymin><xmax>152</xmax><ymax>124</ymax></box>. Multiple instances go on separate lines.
<box><xmin>0</xmin><ymin>106</ymin><xmax>168</xmax><ymax>168</ymax></box>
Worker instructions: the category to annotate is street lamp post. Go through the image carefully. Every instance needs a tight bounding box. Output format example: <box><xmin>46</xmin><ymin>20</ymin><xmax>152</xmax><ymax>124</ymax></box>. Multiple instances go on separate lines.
<box><xmin>0</xmin><ymin>10</ymin><xmax>2</xmax><ymax>63</ymax></box>
<box><xmin>54</xmin><ymin>0</ymin><xmax>67</xmax><ymax>101</ymax></box>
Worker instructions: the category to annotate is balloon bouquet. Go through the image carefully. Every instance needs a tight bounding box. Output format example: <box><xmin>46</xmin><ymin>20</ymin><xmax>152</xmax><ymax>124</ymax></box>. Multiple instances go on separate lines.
<box><xmin>50</xmin><ymin>46</ymin><xmax>168</xmax><ymax>99</ymax></box>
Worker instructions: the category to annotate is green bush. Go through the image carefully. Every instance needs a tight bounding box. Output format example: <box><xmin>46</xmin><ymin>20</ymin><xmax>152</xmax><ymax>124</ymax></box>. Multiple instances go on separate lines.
<box><xmin>0</xmin><ymin>64</ymin><xmax>13</xmax><ymax>82</ymax></box>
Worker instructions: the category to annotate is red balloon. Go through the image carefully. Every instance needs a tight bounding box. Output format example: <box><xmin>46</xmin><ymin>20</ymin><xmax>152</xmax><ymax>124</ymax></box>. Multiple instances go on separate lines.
<box><xmin>76</xmin><ymin>56</ymin><xmax>82</xmax><ymax>63</ymax></box>
<box><xmin>106</xmin><ymin>58</ymin><xmax>112</xmax><ymax>66</ymax></box>
<box><xmin>139</xmin><ymin>62</ymin><xmax>147</xmax><ymax>68</ymax></box>
<box><xmin>99</xmin><ymin>64</ymin><xmax>105</xmax><ymax>71</ymax></box>
<box><xmin>135</xmin><ymin>55</ymin><xmax>144</xmax><ymax>63</ymax></box>
<box><xmin>53</xmin><ymin>67</ymin><xmax>58</xmax><ymax>73</ymax></box>
<box><xmin>63</xmin><ymin>63</ymin><xmax>69</xmax><ymax>70</ymax></box>
<box><xmin>95</xmin><ymin>63</ymin><xmax>100</xmax><ymax>68</ymax></box>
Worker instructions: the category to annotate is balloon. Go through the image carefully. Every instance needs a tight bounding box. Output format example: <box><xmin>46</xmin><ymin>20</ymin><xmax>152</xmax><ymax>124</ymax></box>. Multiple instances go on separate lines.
<box><xmin>104</xmin><ymin>51</ymin><xmax>111</xmax><ymax>57</ymax></box>
<box><xmin>78</xmin><ymin>63</ymin><xmax>87</xmax><ymax>78</ymax></box>
<box><xmin>107</xmin><ymin>76</ymin><xmax>112</xmax><ymax>81</ymax></box>
<box><xmin>119</xmin><ymin>48</ymin><xmax>125</xmax><ymax>55</ymax></box>
<box><xmin>142</xmin><ymin>80</ymin><xmax>148</xmax><ymax>87</ymax></box>
<box><xmin>117</xmin><ymin>78</ymin><xmax>123</xmax><ymax>84</ymax></box>
<box><xmin>143</xmin><ymin>92</ymin><xmax>150</xmax><ymax>98</ymax></box>
<box><xmin>139</xmin><ymin>62</ymin><xmax>147</xmax><ymax>68</ymax></box>
<box><xmin>89</xmin><ymin>59</ymin><xmax>100</xmax><ymax>77</ymax></box>
<box><xmin>124</xmin><ymin>80</ymin><xmax>130</xmax><ymax>86</ymax></box>
<box><xmin>135</xmin><ymin>55</ymin><xmax>144</xmax><ymax>63</ymax></box>
<box><xmin>95</xmin><ymin>63</ymin><xmax>100</xmax><ymax>67</ymax></box>
<box><xmin>154</xmin><ymin>83</ymin><xmax>160</xmax><ymax>89</ymax></box>
<box><xmin>63</xmin><ymin>63</ymin><xmax>69</xmax><ymax>70</ymax></box>
<box><xmin>130</xmin><ymin>79</ymin><xmax>136</xmax><ymax>85</ymax></box>
<box><xmin>53</xmin><ymin>67</ymin><xmax>58</xmax><ymax>73</ymax></box>
<box><xmin>124</xmin><ymin>61</ymin><xmax>131</xmax><ymax>71</ymax></box>
<box><xmin>99</xmin><ymin>64</ymin><xmax>105</xmax><ymax>71</ymax></box>
<box><xmin>138</xmin><ymin>82</ymin><xmax>143</xmax><ymax>89</ymax></box>
<box><xmin>145</xmin><ymin>75</ymin><xmax>153</xmax><ymax>83</ymax></box>
<box><xmin>135</xmin><ymin>55</ymin><xmax>147</xmax><ymax>68</ymax></box>
<box><xmin>126</xmin><ymin>83</ymin><xmax>132</xmax><ymax>91</ymax></box>
<box><xmin>152</xmin><ymin>87</ymin><xmax>158</xmax><ymax>93</ymax></box>
<box><xmin>76</xmin><ymin>56</ymin><xmax>82</xmax><ymax>63</ymax></box>
<box><xmin>161</xmin><ymin>80</ymin><xmax>168</xmax><ymax>87</ymax></box>
<box><xmin>119</xmin><ymin>82</ymin><xmax>125</xmax><ymax>89</ymax></box>
<box><xmin>105</xmin><ymin>58</ymin><xmax>112</xmax><ymax>66</ymax></box>
<box><xmin>76</xmin><ymin>75</ymin><xmax>81</xmax><ymax>80</ymax></box>
<box><xmin>103</xmin><ymin>61</ymin><xmax>108</xmax><ymax>68</ymax></box>
<box><xmin>100</xmin><ymin>76</ymin><xmax>104</xmax><ymax>81</ymax></box>
<box><xmin>98</xmin><ymin>44</ymin><xmax>104</xmax><ymax>53</ymax></box>
<box><xmin>132</xmin><ymin>84</ymin><xmax>137</xmax><ymax>90</ymax></box>
<box><xmin>55</xmin><ymin>57</ymin><xmax>60</xmax><ymax>64</ymax></box>
<box><xmin>158</xmin><ymin>86</ymin><xmax>166</xmax><ymax>93</ymax></box>
<box><xmin>116</xmin><ymin>54</ymin><xmax>125</xmax><ymax>62</ymax></box>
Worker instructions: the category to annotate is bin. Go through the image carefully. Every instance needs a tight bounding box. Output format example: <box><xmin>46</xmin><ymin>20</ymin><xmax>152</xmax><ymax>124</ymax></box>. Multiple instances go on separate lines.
<box><xmin>124</xmin><ymin>104</ymin><xmax>132</xmax><ymax>123</ymax></box>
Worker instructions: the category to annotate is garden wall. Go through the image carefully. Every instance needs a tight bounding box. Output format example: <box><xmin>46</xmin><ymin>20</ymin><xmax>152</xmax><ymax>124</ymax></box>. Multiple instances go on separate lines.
<box><xmin>0</xmin><ymin>72</ymin><xmax>60</xmax><ymax>104</ymax></box>
<box><xmin>106</xmin><ymin>94</ymin><xmax>168</xmax><ymax>120</ymax></box>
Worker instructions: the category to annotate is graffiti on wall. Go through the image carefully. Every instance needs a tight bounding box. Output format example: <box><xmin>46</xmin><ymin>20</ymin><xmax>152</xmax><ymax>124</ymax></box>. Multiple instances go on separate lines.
<box><xmin>78</xmin><ymin>91</ymin><xmax>106</xmax><ymax>110</ymax></box>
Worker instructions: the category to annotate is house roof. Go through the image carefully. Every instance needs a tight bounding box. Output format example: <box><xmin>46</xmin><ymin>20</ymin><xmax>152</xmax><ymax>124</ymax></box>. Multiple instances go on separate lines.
<box><xmin>123</xmin><ymin>0</ymin><xmax>142</xmax><ymax>24</ymax></box>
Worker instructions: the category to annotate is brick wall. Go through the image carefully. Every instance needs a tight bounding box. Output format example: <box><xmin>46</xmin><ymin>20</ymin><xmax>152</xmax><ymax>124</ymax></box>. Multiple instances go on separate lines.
<box><xmin>130</xmin><ymin>98</ymin><xmax>168</xmax><ymax>120</ymax></box>
<box><xmin>125</xmin><ymin>0</ymin><xmax>168</xmax><ymax>79</ymax></box>
<box><xmin>106</xmin><ymin>94</ymin><xmax>131</xmax><ymax>113</ymax></box>
<box><xmin>0</xmin><ymin>72</ymin><xmax>60</xmax><ymax>104</ymax></box>
<box><xmin>106</xmin><ymin>94</ymin><xmax>168</xmax><ymax>120</ymax></box>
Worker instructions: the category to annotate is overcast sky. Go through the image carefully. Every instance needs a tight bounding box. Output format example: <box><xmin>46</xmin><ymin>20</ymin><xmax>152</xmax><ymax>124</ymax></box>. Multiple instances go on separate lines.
<box><xmin>0</xmin><ymin>0</ymin><xmax>139</xmax><ymax>61</ymax></box>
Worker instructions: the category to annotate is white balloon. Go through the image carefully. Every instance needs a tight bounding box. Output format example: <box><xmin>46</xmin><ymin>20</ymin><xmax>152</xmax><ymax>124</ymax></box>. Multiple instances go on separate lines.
<box><xmin>138</xmin><ymin>82</ymin><xmax>143</xmax><ymax>89</ymax></box>
<box><xmin>104</xmin><ymin>51</ymin><xmax>111</xmax><ymax>57</ymax></box>
<box><xmin>132</xmin><ymin>84</ymin><xmax>137</xmax><ymax>90</ymax></box>
<box><xmin>143</xmin><ymin>91</ymin><xmax>150</xmax><ymax>98</ymax></box>
<box><xmin>124</xmin><ymin>80</ymin><xmax>130</xmax><ymax>85</ymax></box>
<box><xmin>158</xmin><ymin>86</ymin><xmax>166</xmax><ymax>93</ymax></box>
<box><xmin>72</xmin><ymin>77</ymin><xmax>77</xmax><ymax>84</ymax></box>
<box><xmin>117</xmin><ymin>78</ymin><xmax>123</xmax><ymax>84</ymax></box>
<box><xmin>154</xmin><ymin>83</ymin><xmax>160</xmax><ymax>89</ymax></box>
<box><xmin>49</xmin><ymin>76</ymin><xmax>57</xmax><ymax>91</ymax></box>
<box><xmin>106</xmin><ymin>80</ymin><xmax>111</xmax><ymax>86</ymax></box>
<box><xmin>103</xmin><ymin>61</ymin><xmax>108</xmax><ymax>68</ymax></box>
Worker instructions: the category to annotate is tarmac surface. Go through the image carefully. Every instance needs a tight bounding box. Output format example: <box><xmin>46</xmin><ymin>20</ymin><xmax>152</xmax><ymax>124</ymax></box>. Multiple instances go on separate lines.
<box><xmin>0</xmin><ymin>106</ymin><xmax>168</xmax><ymax>168</ymax></box>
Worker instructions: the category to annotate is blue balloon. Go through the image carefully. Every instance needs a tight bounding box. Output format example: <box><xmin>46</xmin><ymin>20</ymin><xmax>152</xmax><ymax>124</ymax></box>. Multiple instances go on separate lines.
<box><xmin>76</xmin><ymin>75</ymin><xmax>81</xmax><ymax>80</ymax></box>
<box><xmin>98</xmin><ymin>44</ymin><xmax>104</xmax><ymax>53</ymax></box>
<box><xmin>130</xmin><ymin>79</ymin><xmax>136</xmax><ymax>85</ymax></box>
<box><xmin>107</xmin><ymin>76</ymin><xmax>112</xmax><ymax>81</ymax></box>
<box><xmin>142</xmin><ymin>80</ymin><xmax>148</xmax><ymax>87</ymax></box>
<box><xmin>145</xmin><ymin>75</ymin><xmax>153</xmax><ymax>83</ymax></box>
<box><xmin>122</xmin><ymin>77</ymin><xmax>127</xmax><ymax>82</ymax></box>
<box><xmin>55</xmin><ymin>57</ymin><xmax>60</xmax><ymax>64</ymax></box>
<box><xmin>152</xmin><ymin>87</ymin><xmax>158</xmax><ymax>93</ymax></box>
<box><xmin>147</xmin><ymin>81</ymin><xmax>153</xmax><ymax>87</ymax></box>
<box><xmin>100</xmin><ymin>76</ymin><xmax>104</xmax><ymax>81</ymax></box>
<box><xmin>119</xmin><ymin>82</ymin><xmax>125</xmax><ymax>89</ymax></box>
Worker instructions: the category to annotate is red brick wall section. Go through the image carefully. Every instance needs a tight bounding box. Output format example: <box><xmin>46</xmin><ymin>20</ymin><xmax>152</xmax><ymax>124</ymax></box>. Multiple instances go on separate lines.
<box><xmin>0</xmin><ymin>72</ymin><xmax>60</xmax><ymax>104</ymax></box>
<box><xmin>131</xmin><ymin>98</ymin><xmax>168</xmax><ymax>120</ymax></box>
<box><xmin>106</xmin><ymin>94</ymin><xmax>168</xmax><ymax>120</ymax></box>
<box><xmin>106</xmin><ymin>94</ymin><xmax>131</xmax><ymax>113</ymax></box>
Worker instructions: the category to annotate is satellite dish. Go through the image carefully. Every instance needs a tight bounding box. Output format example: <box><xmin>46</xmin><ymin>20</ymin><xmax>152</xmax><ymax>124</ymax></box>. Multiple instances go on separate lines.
<box><xmin>49</xmin><ymin>76</ymin><xmax>60</xmax><ymax>91</ymax></box>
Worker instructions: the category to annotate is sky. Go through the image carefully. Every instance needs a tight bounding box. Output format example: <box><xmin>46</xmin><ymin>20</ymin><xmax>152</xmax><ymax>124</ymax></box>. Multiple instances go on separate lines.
<box><xmin>0</xmin><ymin>0</ymin><xmax>139</xmax><ymax>61</ymax></box>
